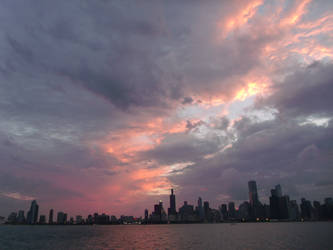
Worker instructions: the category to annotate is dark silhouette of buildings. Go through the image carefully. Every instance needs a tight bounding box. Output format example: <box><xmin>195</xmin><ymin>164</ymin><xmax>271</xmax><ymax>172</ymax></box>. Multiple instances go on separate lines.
<box><xmin>4</xmin><ymin>180</ymin><xmax>333</xmax><ymax>225</ymax></box>
<box><xmin>179</xmin><ymin>201</ymin><xmax>195</xmax><ymax>222</ymax></box>
<box><xmin>151</xmin><ymin>201</ymin><xmax>167</xmax><ymax>223</ymax></box>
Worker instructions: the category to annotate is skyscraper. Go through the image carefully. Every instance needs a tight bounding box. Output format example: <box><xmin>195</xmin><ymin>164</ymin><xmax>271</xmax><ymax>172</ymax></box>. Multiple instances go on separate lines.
<box><xmin>57</xmin><ymin>211</ymin><xmax>65</xmax><ymax>224</ymax></box>
<box><xmin>168</xmin><ymin>189</ymin><xmax>176</xmax><ymax>215</ymax></box>
<box><xmin>197</xmin><ymin>197</ymin><xmax>204</xmax><ymax>220</ymax></box>
<box><xmin>248</xmin><ymin>180</ymin><xmax>259</xmax><ymax>206</ymax></box>
<box><xmin>248</xmin><ymin>180</ymin><xmax>264</xmax><ymax>220</ymax></box>
<box><xmin>228</xmin><ymin>202</ymin><xmax>236</xmax><ymax>218</ymax></box>
<box><xmin>17</xmin><ymin>210</ymin><xmax>25</xmax><ymax>224</ymax></box>
<box><xmin>152</xmin><ymin>200</ymin><xmax>167</xmax><ymax>223</ymax></box>
<box><xmin>144</xmin><ymin>209</ymin><xmax>149</xmax><ymax>223</ymax></box>
<box><xmin>204</xmin><ymin>201</ymin><xmax>210</xmax><ymax>221</ymax></box>
<box><xmin>219</xmin><ymin>204</ymin><xmax>228</xmax><ymax>220</ymax></box>
<box><xmin>39</xmin><ymin>215</ymin><xmax>46</xmax><ymax>224</ymax></box>
<box><xmin>48</xmin><ymin>209</ymin><xmax>54</xmax><ymax>224</ymax></box>
<box><xmin>270</xmin><ymin>184</ymin><xmax>290</xmax><ymax>220</ymax></box>
<box><xmin>179</xmin><ymin>201</ymin><xmax>195</xmax><ymax>222</ymax></box>
<box><xmin>275</xmin><ymin>184</ymin><xmax>282</xmax><ymax>197</ymax></box>
<box><xmin>27</xmin><ymin>200</ymin><xmax>39</xmax><ymax>224</ymax></box>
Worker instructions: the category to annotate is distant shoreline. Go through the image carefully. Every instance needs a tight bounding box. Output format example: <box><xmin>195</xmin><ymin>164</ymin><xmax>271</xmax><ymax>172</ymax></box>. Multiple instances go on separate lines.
<box><xmin>1</xmin><ymin>220</ymin><xmax>332</xmax><ymax>226</ymax></box>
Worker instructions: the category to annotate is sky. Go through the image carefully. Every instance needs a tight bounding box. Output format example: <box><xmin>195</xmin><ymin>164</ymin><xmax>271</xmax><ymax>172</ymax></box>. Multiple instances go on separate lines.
<box><xmin>0</xmin><ymin>0</ymin><xmax>333</xmax><ymax>218</ymax></box>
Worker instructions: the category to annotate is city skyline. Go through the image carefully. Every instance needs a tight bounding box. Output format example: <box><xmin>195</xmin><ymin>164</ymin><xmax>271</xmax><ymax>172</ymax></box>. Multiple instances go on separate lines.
<box><xmin>2</xmin><ymin>181</ymin><xmax>332</xmax><ymax>218</ymax></box>
<box><xmin>1</xmin><ymin>0</ymin><xmax>333</xmax><ymax>218</ymax></box>
<box><xmin>3</xmin><ymin>180</ymin><xmax>332</xmax><ymax>223</ymax></box>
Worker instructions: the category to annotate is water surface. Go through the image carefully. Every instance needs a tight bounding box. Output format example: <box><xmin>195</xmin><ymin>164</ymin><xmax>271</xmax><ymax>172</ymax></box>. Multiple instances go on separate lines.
<box><xmin>0</xmin><ymin>222</ymin><xmax>332</xmax><ymax>250</ymax></box>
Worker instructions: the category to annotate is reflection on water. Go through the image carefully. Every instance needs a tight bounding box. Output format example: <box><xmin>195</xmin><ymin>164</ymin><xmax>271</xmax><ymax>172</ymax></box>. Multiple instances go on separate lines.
<box><xmin>0</xmin><ymin>222</ymin><xmax>333</xmax><ymax>250</ymax></box>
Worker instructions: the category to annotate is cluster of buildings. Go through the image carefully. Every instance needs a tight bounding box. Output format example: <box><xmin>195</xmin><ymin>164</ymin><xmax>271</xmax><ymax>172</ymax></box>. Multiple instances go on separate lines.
<box><xmin>144</xmin><ymin>181</ymin><xmax>333</xmax><ymax>223</ymax></box>
<box><xmin>5</xmin><ymin>201</ymin><xmax>141</xmax><ymax>225</ymax></box>
<box><xmin>3</xmin><ymin>180</ymin><xmax>333</xmax><ymax>225</ymax></box>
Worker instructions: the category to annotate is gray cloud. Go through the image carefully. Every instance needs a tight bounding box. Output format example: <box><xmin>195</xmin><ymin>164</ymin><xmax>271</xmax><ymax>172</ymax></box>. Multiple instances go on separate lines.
<box><xmin>256</xmin><ymin>62</ymin><xmax>333</xmax><ymax>118</ymax></box>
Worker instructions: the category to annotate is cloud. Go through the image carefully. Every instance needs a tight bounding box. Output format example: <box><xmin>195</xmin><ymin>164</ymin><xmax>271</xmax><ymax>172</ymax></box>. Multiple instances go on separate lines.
<box><xmin>0</xmin><ymin>0</ymin><xmax>333</xmax><ymax>217</ymax></box>
<box><xmin>166</xmin><ymin>116</ymin><xmax>333</xmax><ymax>207</ymax></box>
<box><xmin>256</xmin><ymin>61</ymin><xmax>333</xmax><ymax>118</ymax></box>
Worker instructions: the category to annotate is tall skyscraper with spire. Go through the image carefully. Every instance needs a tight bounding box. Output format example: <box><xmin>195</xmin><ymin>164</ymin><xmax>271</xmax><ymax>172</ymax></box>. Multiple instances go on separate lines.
<box><xmin>168</xmin><ymin>189</ymin><xmax>176</xmax><ymax>215</ymax></box>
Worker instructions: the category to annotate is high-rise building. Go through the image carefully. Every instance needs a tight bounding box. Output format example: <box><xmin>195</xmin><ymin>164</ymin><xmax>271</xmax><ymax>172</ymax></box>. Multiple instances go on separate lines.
<box><xmin>39</xmin><ymin>215</ymin><xmax>46</xmax><ymax>224</ymax></box>
<box><xmin>219</xmin><ymin>204</ymin><xmax>228</xmax><ymax>220</ymax></box>
<box><xmin>248</xmin><ymin>180</ymin><xmax>259</xmax><ymax>206</ymax></box>
<box><xmin>300</xmin><ymin>198</ymin><xmax>313</xmax><ymax>220</ymax></box>
<box><xmin>144</xmin><ymin>209</ymin><xmax>149</xmax><ymax>223</ymax></box>
<box><xmin>270</xmin><ymin>188</ymin><xmax>280</xmax><ymax>219</ymax></box>
<box><xmin>64</xmin><ymin>213</ymin><xmax>68</xmax><ymax>224</ymax></box>
<box><xmin>228</xmin><ymin>202</ymin><xmax>236</xmax><ymax>219</ymax></box>
<box><xmin>152</xmin><ymin>201</ymin><xmax>167</xmax><ymax>223</ymax></box>
<box><xmin>197</xmin><ymin>197</ymin><xmax>204</xmax><ymax>220</ymax></box>
<box><xmin>168</xmin><ymin>189</ymin><xmax>176</xmax><ymax>215</ymax></box>
<box><xmin>204</xmin><ymin>201</ymin><xmax>211</xmax><ymax>221</ymax></box>
<box><xmin>76</xmin><ymin>215</ymin><xmax>84</xmax><ymax>224</ymax></box>
<box><xmin>87</xmin><ymin>214</ymin><xmax>93</xmax><ymax>224</ymax></box>
<box><xmin>270</xmin><ymin>184</ymin><xmax>290</xmax><ymax>220</ymax></box>
<box><xmin>279</xmin><ymin>195</ymin><xmax>290</xmax><ymax>219</ymax></box>
<box><xmin>7</xmin><ymin>212</ymin><xmax>17</xmax><ymax>224</ymax></box>
<box><xmin>179</xmin><ymin>201</ymin><xmax>195</xmax><ymax>222</ymax></box>
<box><xmin>57</xmin><ymin>211</ymin><xmax>65</xmax><ymax>224</ymax></box>
<box><xmin>275</xmin><ymin>184</ymin><xmax>282</xmax><ymax>197</ymax></box>
<box><xmin>248</xmin><ymin>181</ymin><xmax>265</xmax><ymax>219</ymax></box>
<box><xmin>27</xmin><ymin>200</ymin><xmax>39</xmax><ymax>224</ymax></box>
<box><xmin>238</xmin><ymin>201</ymin><xmax>250</xmax><ymax>221</ymax></box>
<box><xmin>48</xmin><ymin>209</ymin><xmax>54</xmax><ymax>224</ymax></box>
<box><xmin>17</xmin><ymin>210</ymin><xmax>25</xmax><ymax>224</ymax></box>
<box><xmin>289</xmin><ymin>200</ymin><xmax>300</xmax><ymax>221</ymax></box>
<box><xmin>324</xmin><ymin>197</ymin><xmax>333</xmax><ymax>206</ymax></box>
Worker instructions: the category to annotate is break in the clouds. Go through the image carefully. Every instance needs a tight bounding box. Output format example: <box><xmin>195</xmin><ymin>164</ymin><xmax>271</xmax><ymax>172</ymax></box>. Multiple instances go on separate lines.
<box><xmin>0</xmin><ymin>0</ymin><xmax>332</xmax><ymax>217</ymax></box>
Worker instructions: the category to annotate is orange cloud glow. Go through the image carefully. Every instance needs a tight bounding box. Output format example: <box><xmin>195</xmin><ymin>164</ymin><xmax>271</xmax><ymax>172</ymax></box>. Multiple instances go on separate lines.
<box><xmin>233</xmin><ymin>74</ymin><xmax>272</xmax><ymax>101</ymax></box>
<box><xmin>217</xmin><ymin>0</ymin><xmax>263</xmax><ymax>39</ymax></box>
<box><xmin>101</xmin><ymin>118</ymin><xmax>188</xmax><ymax>163</ymax></box>
<box><xmin>281</xmin><ymin>0</ymin><xmax>312</xmax><ymax>26</ymax></box>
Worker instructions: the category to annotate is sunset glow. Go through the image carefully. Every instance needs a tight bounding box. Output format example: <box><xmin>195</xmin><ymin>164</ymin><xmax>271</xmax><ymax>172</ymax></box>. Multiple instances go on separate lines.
<box><xmin>1</xmin><ymin>0</ymin><xmax>333</xmax><ymax>218</ymax></box>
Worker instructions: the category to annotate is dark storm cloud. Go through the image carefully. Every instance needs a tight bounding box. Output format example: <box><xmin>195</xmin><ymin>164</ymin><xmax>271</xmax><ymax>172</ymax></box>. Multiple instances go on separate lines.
<box><xmin>0</xmin><ymin>0</ymin><xmax>275</xmax><ymax>112</ymax></box>
<box><xmin>0</xmin><ymin>0</ymin><xmax>184</xmax><ymax>111</ymax></box>
<box><xmin>142</xmin><ymin>132</ymin><xmax>223</xmax><ymax>165</ymax></box>
<box><xmin>257</xmin><ymin>62</ymin><xmax>333</xmax><ymax>118</ymax></box>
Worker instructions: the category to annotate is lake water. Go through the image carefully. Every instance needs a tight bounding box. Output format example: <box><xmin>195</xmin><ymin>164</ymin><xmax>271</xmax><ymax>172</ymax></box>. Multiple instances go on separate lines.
<box><xmin>0</xmin><ymin>222</ymin><xmax>332</xmax><ymax>250</ymax></box>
